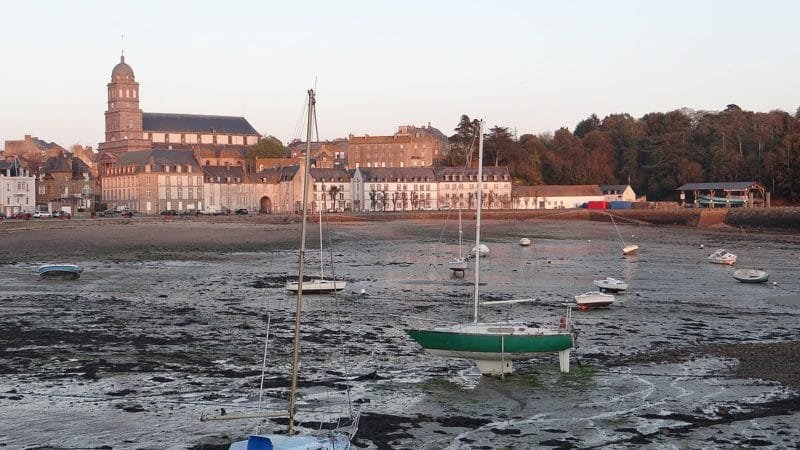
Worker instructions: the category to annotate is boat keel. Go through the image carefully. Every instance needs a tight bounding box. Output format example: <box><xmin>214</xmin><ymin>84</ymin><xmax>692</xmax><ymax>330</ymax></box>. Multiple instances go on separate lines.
<box><xmin>559</xmin><ymin>349</ymin><xmax>570</xmax><ymax>373</ymax></box>
<box><xmin>475</xmin><ymin>359</ymin><xmax>513</xmax><ymax>375</ymax></box>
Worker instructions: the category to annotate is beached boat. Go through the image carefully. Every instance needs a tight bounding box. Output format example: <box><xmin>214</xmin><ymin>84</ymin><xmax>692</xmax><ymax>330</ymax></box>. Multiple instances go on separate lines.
<box><xmin>593</xmin><ymin>277</ymin><xmax>628</xmax><ymax>293</ymax></box>
<box><xmin>286</xmin><ymin>186</ymin><xmax>346</xmax><ymax>294</ymax></box>
<box><xmin>229</xmin><ymin>90</ymin><xmax>360</xmax><ymax>449</ymax></box>
<box><xmin>448</xmin><ymin>208</ymin><xmax>468</xmax><ymax>274</ymax></box>
<box><xmin>610</xmin><ymin>214</ymin><xmax>638</xmax><ymax>255</ymax></box>
<box><xmin>406</xmin><ymin>120</ymin><xmax>575</xmax><ymax>376</ymax></box>
<box><xmin>574</xmin><ymin>291</ymin><xmax>615</xmax><ymax>309</ymax></box>
<box><xmin>732</xmin><ymin>227</ymin><xmax>769</xmax><ymax>283</ymax></box>
<box><xmin>708</xmin><ymin>248</ymin><xmax>737</xmax><ymax>265</ymax></box>
<box><xmin>470</xmin><ymin>243</ymin><xmax>490</xmax><ymax>257</ymax></box>
<box><xmin>519</xmin><ymin>237</ymin><xmax>531</xmax><ymax>246</ymax></box>
<box><xmin>38</xmin><ymin>264</ymin><xmax>83</xmax><ymax>279</ymax></box>
<box><xmin>732</xmin><ymin>268</ymin><xmax>769</xmax><ymax>283</ymax></box>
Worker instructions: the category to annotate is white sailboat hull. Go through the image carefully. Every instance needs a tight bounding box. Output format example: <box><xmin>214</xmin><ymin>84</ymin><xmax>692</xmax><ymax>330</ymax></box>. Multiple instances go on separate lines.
<box><xmin>471</xmin><ymin>244</ymin><xmax>490</xmax><ymax>257</ymax></box>
<box><xmin>286</xmin><ymin>279</ymin><xmax>346</xmax><ymax>293</ymax></box>
<box><xmin>448</xmin><ymin>257</ymin><xmax>468</xmax><ymax>272</ymax></box>
<box><xmin>593</xmin><ymin>277</ymin><xmax>628</xmax><ymax>293</ymax></box>
<box><xmin>519</xmin><ymin>238</ymin><xmax>531</xmax><ymax>246</ymax></box>
<box><xmin>622</xmin><ymin>244</ymin><xmax>639</xmax><ymax>255</ymax></box>
<box><xmin>708</xmin><ymin>248</ymin><xmax>737</xmax><ymax>265</ymax></box>
<box><xmin>732</xmin><ymin>268</ymin><xmax>769</xmax><ymax>283</ymax></box>
<box><xmin>574</xmin><ymin>291</ymin><xmax>615</xmax><ymax>308</ymax></box>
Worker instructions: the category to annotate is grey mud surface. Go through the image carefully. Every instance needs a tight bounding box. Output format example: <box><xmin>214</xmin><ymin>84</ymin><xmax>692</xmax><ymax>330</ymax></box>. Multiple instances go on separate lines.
<box><xmin>1</xmin><ymin>218</ymin><xmax>799</xmax><ymax>449</ymax></box>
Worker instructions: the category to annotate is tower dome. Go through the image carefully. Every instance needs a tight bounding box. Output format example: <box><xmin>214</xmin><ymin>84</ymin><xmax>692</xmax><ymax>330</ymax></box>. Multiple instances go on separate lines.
<box><xmin>111</xmin><ymin>55</ymin><xmax>134</xmax><ymax>80</ymax></box>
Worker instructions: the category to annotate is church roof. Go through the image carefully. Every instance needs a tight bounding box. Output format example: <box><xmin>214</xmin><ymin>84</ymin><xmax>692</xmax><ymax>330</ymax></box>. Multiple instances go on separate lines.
<box><xmin>143</xmin><ymin>113</ymin><xmax>259</xmax><ymax>135</ymax></box>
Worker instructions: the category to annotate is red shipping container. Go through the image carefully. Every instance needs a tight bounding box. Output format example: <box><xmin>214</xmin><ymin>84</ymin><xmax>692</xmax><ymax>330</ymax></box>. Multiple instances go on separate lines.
<box><xmin>587</xmin><ymin>201</ymin><xmax>607</xmax><ymax>209</ymax></box>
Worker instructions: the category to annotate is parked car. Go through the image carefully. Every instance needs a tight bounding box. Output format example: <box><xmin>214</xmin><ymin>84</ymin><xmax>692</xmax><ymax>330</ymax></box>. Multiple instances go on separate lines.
<box><xmin>234</xmin><ymin>208</ymin><xmax>248</xmax><ymax>215</ymax></box>
<box><xmin>121</xmin><ymin>210</ymin><xmax>135</xmax><ymax>218</ymax></box>
<box><xmin>99</xmin><ymin>210</ymin><xmax>115</xmax><ymax>217</ymax></box>
<box><xmin>12</xmin><ymin>212</ymin><xmax>32</xmax><ymax>219</ymax></box>
<box><xmin>53</xmin><ymin>211</ymin><xmax>71</xmax><ymax>219</ymax></box>
<box><xmin>0</xmin><ymin>211</ymin><xmax>6</xmax><ymax>220</ymax></box>
<box><xmin>160</xmin><ymin>209</ymin><xmax>179</xmax><ymax>216</ymax></box>
<box><xmin>33</xmin><ymin>211</ymin><xmax>50</xmax><ymax>218</ymax></box>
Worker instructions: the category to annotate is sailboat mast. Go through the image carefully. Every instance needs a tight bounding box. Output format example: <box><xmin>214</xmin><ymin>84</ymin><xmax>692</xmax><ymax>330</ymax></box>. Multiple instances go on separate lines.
<box><xmin>610</xmin><ymin>214</ymin><xmax>627</xmax><ymax>247</ymax></box>
<box><xmin>288</xmin><ymin>88</ymin><xmax>314</xmax><ymax>434</ymax></box>
<box><xmin>458</xmin><ymin>208</ymin><xmax>463</xmax><ymax>260</ymax></box>
<box><xmin>473</xmin><ymin>120</ymin><xmax>484</xmax><ymax>324</ymax></box>
<box><xmin>319</xmin><ymin>208</ymin><xmax>324</xmax><ymax>279</ymax></box>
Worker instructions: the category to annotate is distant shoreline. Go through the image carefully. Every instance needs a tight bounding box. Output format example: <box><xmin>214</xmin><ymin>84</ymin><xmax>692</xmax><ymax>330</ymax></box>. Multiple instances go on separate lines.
<box><xmin>3</xmin><ymin>206</ymin><xmax>800</xmax><ymax>232</ymax></box>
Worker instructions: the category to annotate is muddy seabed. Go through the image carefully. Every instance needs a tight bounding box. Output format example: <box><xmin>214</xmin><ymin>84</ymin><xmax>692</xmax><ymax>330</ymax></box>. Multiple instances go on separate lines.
<box><xmin>2</xmin><ymin>219</ymin><xmax>800</xmax><ymax>449</ymax></box>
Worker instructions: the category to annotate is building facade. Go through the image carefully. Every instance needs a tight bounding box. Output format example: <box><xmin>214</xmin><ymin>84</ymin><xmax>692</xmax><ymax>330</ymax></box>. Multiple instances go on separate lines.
<box><xmin>310</xmin><ymin>168</ymin><xmax>352</xmax><ymax>212</ymax></box>
<box><xmin>600</xmin><ymin>184</ymin><xmax>636</xmax><ymax>203</ymax></box>
<box><xmin>102</xmin><ymin>149</ymin><xmax>204</xmax><ymax>213</ymax></box>
<box><xmin>347</xmin><ymin>125</ymin><xmax>446</xmax><ymax>169</ymax></box>
<box><xmin>436</xmin><ymin>167</ymin><xmax>512</xmax><ymax>210</ymax></box>
<box><xmin>0</xmin><ymin>156</ymin><xmax>35</xmax><ymax>215</ymax></box>
<box><xmin>512</xmin><ymin>185</ymin><xmax>605</xmax><ymax>209</ymax></box>
<box><xmin>352</xmin><ymin>167</ymin><xmax>438</xmax><ymax>212</ymax></box>
<box><xmin>36</xmin><ymin>151</ymin><xmax>98</xmax><ymax>214</ymax></box>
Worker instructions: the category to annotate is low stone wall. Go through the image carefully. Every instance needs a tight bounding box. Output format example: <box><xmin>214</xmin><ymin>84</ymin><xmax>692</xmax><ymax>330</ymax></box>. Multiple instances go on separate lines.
<box><xmin>725</xmin><ymin>207</ymin><xmax>800</xmax><ymax>231</ymax></box>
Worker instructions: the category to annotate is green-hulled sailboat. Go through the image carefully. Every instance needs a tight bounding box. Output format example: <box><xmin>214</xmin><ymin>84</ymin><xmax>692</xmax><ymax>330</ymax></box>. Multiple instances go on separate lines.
<box><xmin>406</xmin><ymin>120</ymin><xmax>575</xmax><ymax>376</ymax></box>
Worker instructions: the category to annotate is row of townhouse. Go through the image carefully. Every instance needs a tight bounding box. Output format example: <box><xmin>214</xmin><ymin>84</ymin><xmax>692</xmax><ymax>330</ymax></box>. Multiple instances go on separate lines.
<box><xmin>101</xmin><ymin>149</ymin><xmax>639</xmax><ymax>214</ymax></box>
<box><xmin>100</xmin><ymin>149</ymin><xmax>516</xmax><ymax>214</ymax></box>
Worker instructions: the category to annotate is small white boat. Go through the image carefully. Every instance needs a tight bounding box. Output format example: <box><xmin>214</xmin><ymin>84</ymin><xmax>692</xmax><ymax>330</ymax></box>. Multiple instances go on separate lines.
<box><xmin>286</xmin><ymin>278</ymin><xmax>346</xmax><ymax>293</ymax></box>
<box><xmin>519</xmin><ymin>237</ymin><xmax>531</xmax><ymax>246</ymax></box>
<box><xmin>449</xmin><ymin>209</ymin><xmax>468</xmax><ymax>274</ymax></box>
<box><xmin>448</xmin><ymin>257</ymin><xmax>468</xmax><ymax>273</ymax></box>
<box><xmin>622</xmin><ymin>244</ymin><xmax>639</xmax><ymax>256</ymax></box>
<box><xmin>471</xmin><ymin>243</ymin><xmax>490</xmax><ymax>257</ymax></box>
<box><xmin>611</xmin><ymin>215</ymin><xmax>638</xmax><ymax>256</ymax></box>
<box><xmin>708</xmin><ymin>248</ymin><xmax>737</xmax><ymax>265</ymax></box>
<box><xmin>593</xmin><ymin>277</ymin><xmax>628</xmax><ymax>293</ymax></box>
<box><xmin>732</xmin><ymin>268</ymin><xmax>769</xmax><ymax>283</ymax></box>
<box><xmin>38</xmin><ymin>264</ymin><xmax>83</xmax><ymax>280</ymax></box>
<box><xmin>574</xmin><ymin>291</ymin><xmax>615</xmax><ymax>309</ymax></box>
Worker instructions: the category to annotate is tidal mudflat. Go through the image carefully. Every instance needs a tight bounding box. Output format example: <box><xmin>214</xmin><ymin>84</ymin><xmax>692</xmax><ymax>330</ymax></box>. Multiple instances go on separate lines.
<box><xmin>1</xmin><ymin>218</ymin><xmax>799</xmax><ymax>448</ymax></box>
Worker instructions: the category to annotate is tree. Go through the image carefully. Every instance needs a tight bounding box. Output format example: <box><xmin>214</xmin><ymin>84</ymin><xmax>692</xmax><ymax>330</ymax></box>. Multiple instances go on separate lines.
<box><xmin>574</xmin><ymin>113</ymin><xmax>601</xmax><ymax>138</ymax></box>
<box><xmin>246</xmin><ymin>136</ymin><xmax>285</xmax><ymax>171</ymax></box>
<box><xmin>516</xmin><ymin>134</ymin><xmax>545</xmax><ymax>185</ymax></box>
<box><xmin>328</xmin><ymin>185</ymin><xmax>339</xmax><ymax>212</ymax></box>
<box><xmin>484</xmin><ymin>126</ymin><xmax>516</xmax><ymax>167</ymax></box>
<box><xmin>444</xmin><ymin>115</ymin><xmax>480</xmax><ymax>166</ymax></box>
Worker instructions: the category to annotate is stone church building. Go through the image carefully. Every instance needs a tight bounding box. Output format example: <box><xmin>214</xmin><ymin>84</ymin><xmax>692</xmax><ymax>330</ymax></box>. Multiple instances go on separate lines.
<box><xmin>98</xmin><ymin>55</ymin><xmax>267</xmax><ymax>213</ymax></box>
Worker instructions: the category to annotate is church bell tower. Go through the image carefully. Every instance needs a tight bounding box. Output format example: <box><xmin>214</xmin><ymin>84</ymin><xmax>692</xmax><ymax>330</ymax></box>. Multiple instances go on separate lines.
<box><xmin>98</xmin><ymin>54</ymin><xmax>151</xmax><ymax>162</ymax></box>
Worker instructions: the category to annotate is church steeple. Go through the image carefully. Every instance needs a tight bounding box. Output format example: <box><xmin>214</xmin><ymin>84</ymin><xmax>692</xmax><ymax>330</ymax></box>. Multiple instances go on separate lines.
<box><xmin>98</xmin><ymin>52</ymin><xmax>150</xmax><ymax>162</ymax></box>
<box><xmin>104</xmin><ymin>54</ymin><xmax>143</xmax><ymax>143</ymax></box>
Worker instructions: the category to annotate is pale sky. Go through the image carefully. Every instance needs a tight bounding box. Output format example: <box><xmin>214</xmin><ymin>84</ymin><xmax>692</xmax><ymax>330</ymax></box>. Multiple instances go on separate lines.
<box><xmin>1</xmin><ymin>0</ymin><xmax>798</xmax><ymax>149</ymax></box>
